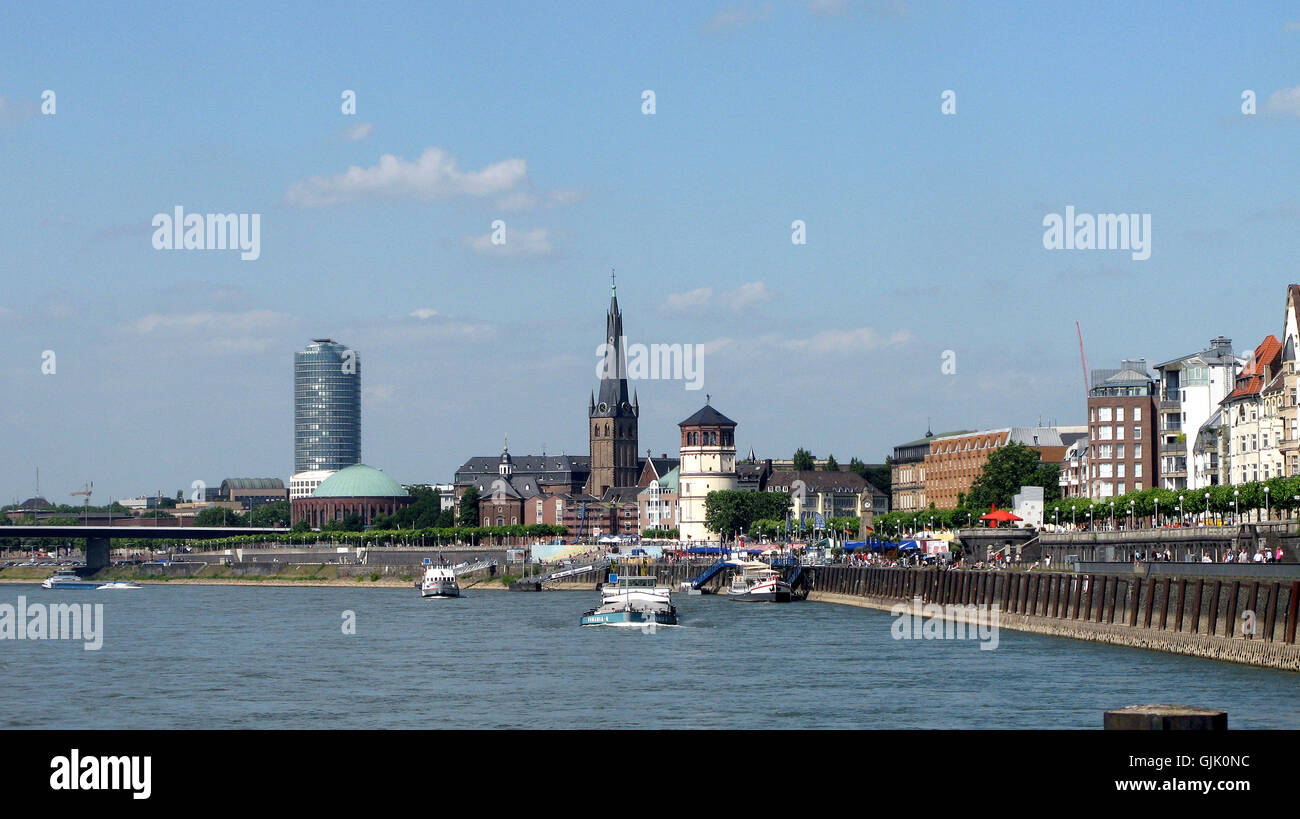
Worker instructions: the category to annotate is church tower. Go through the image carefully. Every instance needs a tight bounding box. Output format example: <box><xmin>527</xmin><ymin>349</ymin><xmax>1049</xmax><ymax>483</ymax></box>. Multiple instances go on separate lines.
<box><xmin>588</xmin><ymin>274</ymin><xmax>640</xmax><ymax>497</ymax></box>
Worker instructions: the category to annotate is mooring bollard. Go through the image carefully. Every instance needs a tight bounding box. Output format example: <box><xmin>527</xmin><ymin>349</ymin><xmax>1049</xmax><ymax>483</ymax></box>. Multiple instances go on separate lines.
<box><xmin>1103</xmin><ymin>705</ymin><xmax>1227</xmax><ymax>731</ymax></box>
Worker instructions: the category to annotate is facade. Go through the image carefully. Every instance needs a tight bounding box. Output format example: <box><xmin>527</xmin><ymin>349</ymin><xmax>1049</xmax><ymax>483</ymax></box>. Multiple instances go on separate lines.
<box><xmin>1058</xmin><ymin>436</ymin><xmax>1089</xmax><ymax>498</ymax></box>
<box><xmin>922</xmin><ymin>427</ymin><xmax>1071</xmax><ymax>509</ymax></box>
<box><xmin>290</xmin><ymin>464</ymin><xmax>413</xmax><ymax>528</ymax></box>
<box><xmin>1221</xmin><ymin>336</ymin><xmax>1283</xmax><ymax>485</ymax></box>
<box><xmin>891</xmin><ymin>430</ymin><xmax>972</xmax><ymax>512</ymax></box>
<box><xmin>677</xmin><ymin>403</ymin><xmax>738</xmax><ymax>543</ymax></box>
<box><xmin>294</xmin><ymin>338</ymin><xmax>361</xmax><ymax>474</ymax></box>
<box><xmin>1087</xmin><ymin>359</ymin><xmax>1158</xmax><ymax>498</ymax></box>
<box><xmin>1153</xmin><ymin>337</ymin><xmax>1240</xmax><ymax>491</ymax></box>
<box><xmin>219</xmin><ymin>477</ymin><xmax>287</xmax><ymax>510</ymax></box>
<box><xmin>1278</xmin><ymin>285</ymin><xmax>1300</xmax><ymax>478</ymax></box>
<box><xmin>290</xmin><ymin>469</ymin><xmax>336</xmax><ymax>501</ymax></box>
<box><xmin>638</xmin><ymin>466</ymin><xmax>680</xmax><ymax>532</ymax></box>
<box><xmin>768</xmin><ymin>469</ymin><xmax>886</xmax><ymax>529</ymax></box>
<box><xmin>587</xmin><ymin>281</ymin><xmax>640</xmax><ymax>497</ymax></box>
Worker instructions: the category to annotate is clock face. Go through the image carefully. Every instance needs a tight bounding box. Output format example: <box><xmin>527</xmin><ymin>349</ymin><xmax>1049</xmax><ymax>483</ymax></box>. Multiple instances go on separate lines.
<box><xmin>621</xmin><ymin>401</ymin><xmax>630</xmax><ymax>411</ymax></box>
<box><xmin>598</xmin><ymin>402</ymin><xmax>608</xmax><ymax>412</ymax></box>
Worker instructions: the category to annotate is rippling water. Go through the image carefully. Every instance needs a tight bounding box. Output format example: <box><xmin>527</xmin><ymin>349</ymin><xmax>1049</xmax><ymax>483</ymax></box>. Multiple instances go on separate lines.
<box><xmin>3</xmin><ymin>583</ymin><xmax>1299</xmax><ymax>729</ymax></box>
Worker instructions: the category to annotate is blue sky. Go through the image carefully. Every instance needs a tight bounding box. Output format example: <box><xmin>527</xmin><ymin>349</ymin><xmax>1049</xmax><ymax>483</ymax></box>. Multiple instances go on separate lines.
<box><xmin>3</xmin><ymin>1</ymin><xmax>1300</xmax><ymax>504</ymax></box>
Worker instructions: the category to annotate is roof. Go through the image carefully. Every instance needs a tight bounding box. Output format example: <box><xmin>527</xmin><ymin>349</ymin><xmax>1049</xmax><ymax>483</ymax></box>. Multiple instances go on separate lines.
<box><xmin>1224</xmin><ymin>335</ymin><xmax>1282</xmax><ymax>402</ymax></box>
<box><xmin>1154</xmin><ymin>336</ymin><xmax>1237</xmax><ymax>370</ymax></box>
<box><xmin>220</xmin><ymin>478</ymin><xmax>285</xmax><ymax>491</ymax></box>
<box><xmin>768</xmin><ymin>470</ymin><xmax>872</xmax><ymax>494</ymax></box>
<box><xmin>895</xmin><ymin>430</ymin><xmax>974</xmax><ymax>448</ymax></box>
<box><xmin>679</xmin><ymin>404</ymin><xmax>736</xmax><ymax>426</ymax></box>
<box><xmin>310</xmin><ymin>465</ymin><xmax>409</xmax><ymax>498</ymax></box>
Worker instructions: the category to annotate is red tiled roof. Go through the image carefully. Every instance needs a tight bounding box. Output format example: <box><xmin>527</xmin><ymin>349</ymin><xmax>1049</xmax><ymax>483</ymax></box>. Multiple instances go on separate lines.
<box><xmin>1225</xmin><ymin>334</ymin><xmax>1282</xmax><ymax>401</ymax></box>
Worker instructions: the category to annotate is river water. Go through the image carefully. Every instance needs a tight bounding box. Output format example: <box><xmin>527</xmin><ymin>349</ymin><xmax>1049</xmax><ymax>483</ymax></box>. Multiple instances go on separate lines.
<box><xmin>3</xmin><ymin>583</ymin><xmax>1298</xmax><ymax>729</ymax></box>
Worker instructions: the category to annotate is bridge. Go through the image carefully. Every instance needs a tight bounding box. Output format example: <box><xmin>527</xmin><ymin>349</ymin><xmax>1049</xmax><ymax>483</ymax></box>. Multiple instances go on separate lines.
<box><xmin>0</xmin><ymin>525</ymin><xmax>290</xmax><ymax>574</ymax></box>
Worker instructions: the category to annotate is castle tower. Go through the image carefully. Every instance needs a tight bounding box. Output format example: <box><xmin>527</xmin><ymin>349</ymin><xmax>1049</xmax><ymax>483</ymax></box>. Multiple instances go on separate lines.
<box><xmin>677</xmin><ymin>399</ymin><xmax>737</xmax><ymax>543</ymax></box>
<box><xmin>587</xmin><ymin>275</ymin><xmax>639</xmax><ymax>496</ymax></box>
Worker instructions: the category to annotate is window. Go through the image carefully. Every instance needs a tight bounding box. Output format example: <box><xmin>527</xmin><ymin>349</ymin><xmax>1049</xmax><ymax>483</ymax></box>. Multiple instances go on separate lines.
<box><xmin>1098</xmin><ymin>426</ymin><xmax>1112</xmax><ymax>441</ymax></box>
<box><xmin>1115</xmin><ymin>425</ymin><xmax>1124</xmax><ymax>440</ymax></box>
<box><xmin>1099</xmin><ymin>407</ymin><xmax>1112</xmax><ymax>422</ymax></box>
<box><xmin>1099</xmin><ymin>444</ymin><xmax>1113</xmax><ymax>459</ymax></box>
<box><xmin>1134</xmin><ymin>407</ymin><xmax>1142</xmax><ymax>421</ymax></box>
<box><xmin>1117</xmin><ymin>463</ymin><xmax>1126</xmax><ymax>478</ymax></box>
<box><xmin>1135</xmin><ymin>463</ymin><xmax>1143</xmax><ymax>477</ymax></box>
<box><xmin>1116</xmin><ymin>407</ymin><xmax>1125</xmax><ymax>422</ymax></box>
<box><xmin>1116</xmin><ymin>444</ymin><xmax>1125</xmax><ymax>459</ymax></box>
<box><xmin>1134</xmin><ymin>426</ymin><xmax>1141</xmax><ymax>440</ymax></box>
<box><xmin>1134</xmin><ymin>443</ymin><xmax>1142</xmax><ymax>458</ymax></box>
<box><xmin>1098</xmin><ymin>463</ymin><xmax>1113</xmax><ymax>478</ymax></box>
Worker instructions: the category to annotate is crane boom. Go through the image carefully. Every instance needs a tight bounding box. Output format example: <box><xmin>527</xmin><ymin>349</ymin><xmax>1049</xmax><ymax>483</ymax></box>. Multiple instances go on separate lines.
<box><xmin>1076</xmin><ymin>321</ymin><xmax>1090</xmax><ymax>400</ymax></box>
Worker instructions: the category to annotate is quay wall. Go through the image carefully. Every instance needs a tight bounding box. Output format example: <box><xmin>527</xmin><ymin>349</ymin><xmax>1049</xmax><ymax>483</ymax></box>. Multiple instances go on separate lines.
<box><xmin>798</xmin><ymin>564</ymin><xmax>1300</xmax><ymax>672</ymax></box>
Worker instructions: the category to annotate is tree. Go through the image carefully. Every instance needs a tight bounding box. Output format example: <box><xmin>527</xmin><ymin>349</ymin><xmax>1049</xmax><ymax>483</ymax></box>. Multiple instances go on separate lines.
<box><xmin>251</xmin><ymin>501</ymin><xmax>290</xmax><ymax>528</ymax></box>
<box><xmin>291</xmin><ymin>518</ymin><xmax>312</xmax><ymax>533</ymax></box>
<box><xmin>824</xmin><ymin>454</ymin><xmax>840</xmax><ymax>472</ymax></box>
<box><xmin>964</xmin><ymin>442</ymin><xmax>1058</xmax><ymax>510</ymax></box>
<box><xmin>792</xmin><ymin>448</ymin><xmax>815</xmax><ymax>471</ymax></box>
<box><xmin>704</xmin><ymin>490</ymin><xmax>792</xmax><ymax>538</ymax></box>
<box><xmin>457</xmin><ymin>487</ymin><xmax>480</xmax><ymax>527</ymax></box>
<box><xmin>194</xmin><ymin>507</ymin><xmax>244</xmax><ymax>527</ymax></box>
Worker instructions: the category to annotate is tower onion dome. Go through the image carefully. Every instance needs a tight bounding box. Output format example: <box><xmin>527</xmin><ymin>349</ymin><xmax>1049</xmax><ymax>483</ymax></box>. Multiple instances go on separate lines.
<box><xmin>309</xmin><ymin>464</ymin><xmax>409</xmax><ymax>498</ymax></box>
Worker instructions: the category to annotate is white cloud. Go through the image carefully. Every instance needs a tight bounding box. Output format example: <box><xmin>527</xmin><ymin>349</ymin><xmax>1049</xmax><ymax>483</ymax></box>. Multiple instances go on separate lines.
<box><xmin>127</xmin><ymin>309</ymin><xmax>289</xmax><ymax>335</ymax></box>
<box><xmin>662</xmin><ymin>281</ymin><xmax>773</xmax><ymax>313</ymax></box>
<box><xmin>780</xmin><ymin>327</ymin><xmax>912</xmax><ymax>353</ymax></box>
<box><xmin>341</xmin><ymin>122</ymin><xmax>374</xmax><ymax>142</ymax></box>
<box><xmin>462</xmin><ymin>227</ymin><xmax>555</xmax><ymax>257</ymax></box>
<box><xmin>364</xmin><ymin>384</ymin><xmax>397</xmax><ymax>402</ymax></box>
<box><xmin>1263</xmin><ymin>85</ymin><xmax>1300</xmax><ymax>116</ymax></box>
<box><xmin>285</xmin><ymin>147</ymin><xmax>528</xmax><ymax>208</ymax></box>
<box><xmin>496</xmin><ymin>188</ymin><xmax>586</xmax><ymax>212</ymax></box>
<box><xmin>410</xmin><ymin>308</ymin><xmax>439</xmax><ymax>319</ymax></box>
<box><xmin>704</xmin><ymin>2</ymin><xmax>773</xmax><ymax>32</ymax></box>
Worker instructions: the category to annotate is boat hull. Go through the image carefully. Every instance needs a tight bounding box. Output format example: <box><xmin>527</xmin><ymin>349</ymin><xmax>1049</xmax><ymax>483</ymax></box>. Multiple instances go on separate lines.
<box><xmin>580</xmin><ymin>608</ymin><xmax>678</xmax><ymax>627</ymax></box>
<box><xmin>726</xmin><ymin>589</ymin><xmax>792</xmax><ymax>603</ymax></box>
<box><xmin>41</xmin><ymin>580</ymin><xmax>101</xmax><ymax>590</ymax></box>
<box><xmin>421</xmin><ymin>585</ymin><xmax>460</xmax><ymax>598</ymax></box>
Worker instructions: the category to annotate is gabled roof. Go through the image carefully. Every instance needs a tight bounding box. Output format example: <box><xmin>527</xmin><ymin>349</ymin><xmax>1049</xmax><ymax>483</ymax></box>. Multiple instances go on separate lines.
<box><xmin>1224</xmin><ymin>335</ymin><xmax>1281</xmax><ymax>402</ymax></box>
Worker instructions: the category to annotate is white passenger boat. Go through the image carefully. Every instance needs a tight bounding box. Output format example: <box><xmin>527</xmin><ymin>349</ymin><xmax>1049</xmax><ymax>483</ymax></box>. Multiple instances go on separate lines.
<box><xmin>581</xmin><ymin>573</ymin><xmax>678</xmax><ymax>627</ymax></box>
<box><xmin>726</xmin><ymin>562</ymin><xmax>792</xmax><ymax>602</ymax></box>
<box><xmin>420</xmin><ymin>559</ymin><xmax>460</xmax><ymax>598</ymax></box>
<box><xmin>41</xmin><ymin>572</ymin><xmax>101</xmax><ymax>590</ymax></box>
<box><xmin>96</xmin><ymin>580</ymin><xmax>142</xmax><ymax>590</ymax></box>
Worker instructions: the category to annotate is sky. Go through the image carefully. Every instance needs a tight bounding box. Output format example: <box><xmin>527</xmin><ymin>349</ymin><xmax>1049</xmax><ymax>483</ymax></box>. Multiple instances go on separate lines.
<box><xmin>2</xmin><ymin>1</ymin><xmax>1300</xmax><ymax>504</ymax></box>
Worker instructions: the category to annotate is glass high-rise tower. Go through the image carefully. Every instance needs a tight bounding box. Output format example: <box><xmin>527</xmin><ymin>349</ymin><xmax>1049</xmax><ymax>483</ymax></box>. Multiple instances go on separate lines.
<box><xmin>294</xmin><ymin>339</ymin><xmax>361</xmax><ymax>473</ymax></box>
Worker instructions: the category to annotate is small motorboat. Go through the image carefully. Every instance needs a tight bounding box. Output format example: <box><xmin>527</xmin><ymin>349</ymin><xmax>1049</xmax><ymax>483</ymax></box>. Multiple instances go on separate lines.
<box><xmin>96</xmin><ymin>580</ymin><xmax>142</xmax><ymax>590</ymax></box>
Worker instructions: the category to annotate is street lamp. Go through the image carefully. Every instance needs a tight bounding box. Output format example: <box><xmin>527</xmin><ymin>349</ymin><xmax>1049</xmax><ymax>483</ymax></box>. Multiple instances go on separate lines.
<box><xmin>1234</xmin><ymin>489</ymin><xmax>1240</xmax><ymax>522</ymax></box>
<box><xmin>1072</xmin><ymin>505</ymin><xmax>1077</xmax><ymax>527</ymax></box>
<box><xmin>1129</xmin><ymin>499</ymin><xmax>1135</xmax><ymax>530</ymax></box>
<box><xmin>1204</xmin><ymin>492</ymin><xmax>1209</xmax><ymax>526</ymax></box>
<box><xmin>1109</xmin><ymin>500</ymin><xmax>1115</xmax><ymax>530</ymax></box>
<box><xmin>1154</xmin><ymin>497</ymin><xmax>1159</xmax><ymax>528</ymax></box>
<box><xmin>1088</xmin><ymin>508</ymin><xmax>1093</xmax><ymax>530</ymax></box>
<box><xmin>1264</xmin><ymin>485</ymin><xmax>1270</xmax><ymax>521</ymax></box>
<box><xmin>1178</xmin><ymin>494</ymin><xmax>1184</xmax><ymax>524</ymax></box>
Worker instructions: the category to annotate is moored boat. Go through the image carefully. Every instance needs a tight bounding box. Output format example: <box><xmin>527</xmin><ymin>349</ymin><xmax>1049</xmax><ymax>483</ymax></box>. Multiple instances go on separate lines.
<box><xmin>725</xmin><ymin>561</ymin><xmax>792</xmax><ymax>602</ymax></box>
<box><xmin>96</xmin><ymin>580</ymin><xmax>142</xmax><ymax>590</ymax></box>
<box><xmin>581</xmin><ymin>573</ymin><xmax>678</xmax><ymax>627</ymax></box>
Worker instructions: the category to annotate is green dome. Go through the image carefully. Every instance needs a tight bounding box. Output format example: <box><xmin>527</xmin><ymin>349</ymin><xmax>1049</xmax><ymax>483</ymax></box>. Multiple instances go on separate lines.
<box><xmin>310</xmin><ymin>464</ymin><xmax>409</xmax><ymax>498</ymax></box>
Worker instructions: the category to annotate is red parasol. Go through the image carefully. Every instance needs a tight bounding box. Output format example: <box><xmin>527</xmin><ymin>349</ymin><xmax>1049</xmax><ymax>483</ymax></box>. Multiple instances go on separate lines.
<box><xmin>979</xmin><ymin>505</ymin><xmax>1022</xmax><ymax>528</ymax></box>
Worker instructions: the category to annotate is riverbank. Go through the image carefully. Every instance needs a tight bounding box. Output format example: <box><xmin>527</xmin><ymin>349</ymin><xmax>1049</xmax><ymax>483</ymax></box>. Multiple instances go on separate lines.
<box><xmin>0</xmin><ymin>564</ymin><xmax>518</xmax><ymax>590</ymax></box>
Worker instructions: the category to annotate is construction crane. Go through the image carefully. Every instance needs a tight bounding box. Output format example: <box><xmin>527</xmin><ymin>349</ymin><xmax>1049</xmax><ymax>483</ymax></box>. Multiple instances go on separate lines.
<box><xmin>71</xmin><ymin>481</ymin><xmax>93</xmax><ymax>526</ymax></box>
<box><xmin>1076</xmin><ymin>320</ymin><xmax>1090</xmax><ymax>400</ymax></box>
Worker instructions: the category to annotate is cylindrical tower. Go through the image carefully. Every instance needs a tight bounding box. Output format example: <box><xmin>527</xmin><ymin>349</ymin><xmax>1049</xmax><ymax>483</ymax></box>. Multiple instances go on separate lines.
<box><xmin>677</xmin><ymin>402</ymin><xmax>737</xmax><ymax>544</ymax></box>
<box><xmin>294</xmin><ymin>338</ymin><xmax>361</xmax><ymax>474</ymax></box>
